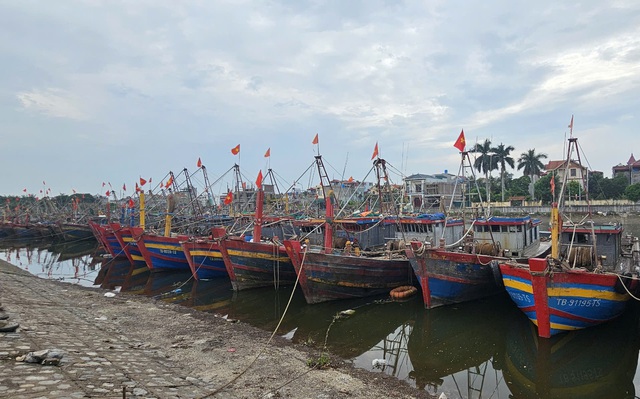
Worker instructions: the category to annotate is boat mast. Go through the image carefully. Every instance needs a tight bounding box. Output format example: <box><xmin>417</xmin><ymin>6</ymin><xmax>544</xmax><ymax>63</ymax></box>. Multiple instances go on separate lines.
<box><xmin>232</xmin><ymin>164</ymin><xmax>244</xmax><ymax>215</ymax></box>
<box><xmin>314</xmin><ymin>155</ymin><xmax>334</xmax><ymax>254</ymax></box>
<box><xmin>201</xmin><ymin>165</ymin><xmax>216</xmax><ymax>213</ymax></box>
<box><xmin>183</xmin><ymin>167</ymin><xmax>203</xmax><ymax>220</ymax></box>
<box><xmin>253</xmin><ymin>179</ymin><xmax>264</xmax><ymax>241</ymax></box>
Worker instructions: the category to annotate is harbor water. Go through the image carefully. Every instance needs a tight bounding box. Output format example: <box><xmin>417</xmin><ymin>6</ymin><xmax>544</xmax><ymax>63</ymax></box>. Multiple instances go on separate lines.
<box><xmin>2</xmin><ymin>218</ymin><xmax>640</xmax><ymax>399</ymax></box>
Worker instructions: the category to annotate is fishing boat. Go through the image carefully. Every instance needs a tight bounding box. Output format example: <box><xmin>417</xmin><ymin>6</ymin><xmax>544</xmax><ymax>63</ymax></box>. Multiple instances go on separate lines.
<box><xmin>405</xmin><ymin>138</ymin><xmax>551</xmax><ymax>309</ymax></box>
<box><xmin>499</xmin><ymin>128</ymin><xmax>640</xmax><ymax>338</ymax></box>
<box><xmin>53</xmin><ymin>222</ymin><xmax>95</xmax><ymax>242</ymax></box>
<box><xmin>283</xmin><ymin>155</ymin><xmax>415</xmax><ymax>304</ymax></box>
<box><xmin>217</xmin><ymin>169</ymin><xmax>297</xmax><ymax>290</ymax></box>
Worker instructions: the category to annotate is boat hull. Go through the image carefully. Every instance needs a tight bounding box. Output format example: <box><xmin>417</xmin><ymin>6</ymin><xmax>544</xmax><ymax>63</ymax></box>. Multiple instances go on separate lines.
<box><xmin>219</xmin><ymin>238</ymin><xmax>296</xmax><ymax>291</ymax></box>
<box><xmin>89</xmin><ymin>221</ymin><xmax>127</xmax><ymax>259</ymax></box>
<box><xmin>181</xmin><ymin>240</ymin><xmax>228</xmax><ymax>279</ymax></box>
<box><xmin>283</xmin><ymin>240</ymin><xmax>413</xmax><ymax>304</ymax></box>
<box><xmin>406</xmin><ymin>243</ymin><xmax>504</xmax><ymax>309</ymax></box>
<box><xmin>137</xmin><ymin>233</ymin><xmax>190</xmax><ymax>273</ymax></box>
<box><xmin>500</xmin><ymin>257</ymin><xmax>631</xmax><ymax>338</ymax></box>
<box><xmin>112</xmin><ymin>227</ymin><xmax>148</xmax><ymax>268</ymax></box>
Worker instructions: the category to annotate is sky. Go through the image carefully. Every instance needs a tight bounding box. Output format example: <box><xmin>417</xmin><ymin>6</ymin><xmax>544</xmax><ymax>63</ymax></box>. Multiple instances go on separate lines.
<box><xmin>1</xmin><ymin>0</ymin><xmax>639</xmax><ymax>198</ymax></box>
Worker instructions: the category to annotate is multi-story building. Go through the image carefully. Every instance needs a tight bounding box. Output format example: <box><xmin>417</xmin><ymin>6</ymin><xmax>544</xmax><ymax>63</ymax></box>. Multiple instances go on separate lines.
<box><xmin>403</xmin><ymin>173</ymin><xmax>462</xmax><ymax>212</ymax></box>
<box><xmin>613</xmin><ymin>154</ymin><xmax>640</xmax><ymax>184</ymax></box>
<box><xmin>544</xmin><ymin>160</ymin><xmax>588</xmax><ymax>189</ymax></box>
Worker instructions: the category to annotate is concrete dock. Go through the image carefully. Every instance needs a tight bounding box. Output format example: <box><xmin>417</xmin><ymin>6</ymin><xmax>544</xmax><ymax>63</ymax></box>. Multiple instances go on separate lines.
<box><xmin>0</xmin><ymin>260</ymin><xmax>425</xmax><ymax>399</ymax></box>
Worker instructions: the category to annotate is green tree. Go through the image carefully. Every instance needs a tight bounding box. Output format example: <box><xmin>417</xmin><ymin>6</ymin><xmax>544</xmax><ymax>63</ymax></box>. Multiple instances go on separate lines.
<box><xmin>492</xmin><ymin>143</ymin><xmax>515</xmax><ymax>202</ymax></box>
<box><xmin>625</xmin><ymin>183</ymin><xmax>640</xmax><ymax>202</ymax></box>
<box><xmin>600</xmin><ymin>174</ymin><xmax>628</xmax><ymax>199</ymax></box>
<box><xmin>470</xmin><ymin>139</ymin><xmax>498</xmax><ymax>202</ymax></box>
<box><xmin>565</xmin><ymin>181</ymin><xmax>582</xmax><ymax>201</ymax></box>
<box><xmin>587</xmin><ymin>172</ymin><xmax>605</xmax><ymax>199</ymax></box>
<box><xmin>508</xmin><ymin>175</ymin><xmax>532</xmax><ymax>198</ymax></box>
<box><xmin>517</xmin><ymin>149</ymin><xmax>547</xmax><ymax>200</ymax></box>
<box><xmin>534</xmin><ymin>174</ymin><xmax>559</xmax><ymax>204</ymax></box>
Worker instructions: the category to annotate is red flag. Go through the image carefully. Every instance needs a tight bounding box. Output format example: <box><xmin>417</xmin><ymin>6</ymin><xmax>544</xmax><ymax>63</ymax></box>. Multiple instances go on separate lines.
<box><xmin>165</xmin><ymin>176</ymin><xmax>174</xmax><ymax>188</ymax></box>
<box><xmin>312</xmin><ymin>134</ymin><xmax>319</xmax><ymax>145</ymax></box>
<box><xmin>371</xmin><ymin>142</ymin><xmax>379</xmax><ymax>160</ymax></box>
<box><xmin>149</xmin><ymin>177</ymin><xmax>152</xmax><ymax>183</ymax></box>
<box><xmin>348</xmin><ymin>176</ymin><xmax>354</xmax><ymax>182</ymax></box>
<box><xmin>264</xmin><ymin>148</ymin><xmax>270</xmax><ymax>158</ymax></box>
<box><xmin>453</xmin><ymin>129</ymin><xmax>466</xmax><ymax>152</ymax></box>
<box><xmin>231</xmin><ymin>144</ymin><xmax>240</xmax><ymax>155</ymax></box>
<box><xmin>256</xmin><ymin>170</ymin><xmax>263</xmax><ymax>188</ymax></box>
<box><xmin>135</xmin><ymin>182</ymin><xmax>140</xmax><ymax>193</ymax></box>
<box><xmin>140</xmin><ymin>177</ymin><xmax>147</xmax><ymax>186</ymax></box>
<box><xmin>123</xmin><ymin>183</ymin><xmax>127</xmax><ymax>191</ymax></box>
<box><xmin>568</xmin><ymin>115</ymin><xmax>574</xmax><ymax>131</ymax></box>
<box><xmin>106</xmin><ymin>190</ymin><xmax>110</xmax><ymax>196</ymax></box>
<box><xmin>550</xmin><ymin>175</ymin><xmax>556</xmax><ymax>195</ymax></box>
<box><xmin>223</xmin><ymin>190</ymin><xmax>233</xmax><ymax>205</ymax></box>
<box><xmin>22</xmin><ymin>188</ymin><xmax>26</xmax><ymax>193</ymax></box>
<box><xmin>197</xmin><ymin>157</ymin><xmax>202</xmax><ymax>167</ymax></box>
<box><xmin>128</xmin><ymin>198</ymin><xmax>135</xmax><ymax>208</ymax></box>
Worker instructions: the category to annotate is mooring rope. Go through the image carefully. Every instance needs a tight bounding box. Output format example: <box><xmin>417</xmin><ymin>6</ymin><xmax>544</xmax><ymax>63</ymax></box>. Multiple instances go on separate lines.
<box><xmin>198</xmin><ymin>243</ymin><xmax>309</xmax><ymax>399</ymax></box>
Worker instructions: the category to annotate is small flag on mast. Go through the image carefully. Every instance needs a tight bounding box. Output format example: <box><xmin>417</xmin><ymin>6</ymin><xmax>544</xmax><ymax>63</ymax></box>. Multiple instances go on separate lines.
<box><xmin>264</xmin><ymin>148</ymin><xmax>271</xmax><ymax>158</ymax></box>
<box><xmin>256</xmin><ymin>170</ymin><xmax>263</xmax><ymax>188</ymax></box>
<box><xmin>231</xmin><ymin>144</ymin><xmax>240</xmax><ymax>155</ymax></box>
<box><xmin>197</xmin><ymin>157</ymin><xmax>202</xmax><ymax>167</ymax></box>
<box><xmin>371</xmin><ymin>142</ymin><xmax>379</xmax><ymax>160</ymax></box>
<box><xmin>312</xmin><ymin>134</ymin><xmax>319</xmax><ymax>145</ymax></box>
<box><xmin>223</xmin><ymin>190</ymin><xmax>233</xmax><ymax>205</ymax></box>
<box><xmin>453</xmin><ymin>130</ymin><xmax>466</xmax><ymax>152</ymax></box>
<box><xmin>568</xmin><ymin>115</ymin><xmax>574</xmax><ymax>133</ymax></box>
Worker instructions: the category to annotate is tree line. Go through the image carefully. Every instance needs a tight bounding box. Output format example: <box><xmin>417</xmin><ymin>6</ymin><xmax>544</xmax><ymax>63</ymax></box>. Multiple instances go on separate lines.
<box><xmin>468</xmin><ymin>139</ymin><xmax>640</xmax><ymax>204</ymax></box>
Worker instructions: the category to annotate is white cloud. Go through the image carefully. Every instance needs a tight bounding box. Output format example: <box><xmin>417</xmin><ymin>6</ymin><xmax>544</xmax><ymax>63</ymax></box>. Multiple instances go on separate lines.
<box><xmin>16</xmin><ymin>88</ymin><xmax>87</xmax><ymax>120</ymax></box>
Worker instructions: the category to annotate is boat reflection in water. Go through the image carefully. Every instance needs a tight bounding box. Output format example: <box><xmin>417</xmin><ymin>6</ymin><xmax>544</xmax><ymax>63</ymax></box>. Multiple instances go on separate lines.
<box><xmin>501</xmin><ymin>302</ymin><xmax>640</xmax><ymax>399</ymax></box>
<box><xmin>407</xmin><ymin>294</ymin><xmax>515</xmax><ymax>398</ymax></box>
<box><xmin>1</xmin><ymin>239</ymin><xmax>101</xmax><ymax>285</ymax></box>
<box><xmin>287</xmin><ymin>295</ymin><xmax>415</xmax><ymax>361</ymax></box>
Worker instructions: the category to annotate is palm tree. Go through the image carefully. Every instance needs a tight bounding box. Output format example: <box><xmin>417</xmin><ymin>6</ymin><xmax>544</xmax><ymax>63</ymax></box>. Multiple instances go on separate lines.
<box><xmin>470</xmin><ymin>139</ymin><xmax>498</xmax><ymax>202</ymax></box>
<box><xmin>492</xmin><ymin>143</ymin><xmax>515</xmax><ymax>202</ymax></box>
<box><xmin>517</xmin><ymin>149</ymin><xmax>548</xmax><ymax>200</ymax></box>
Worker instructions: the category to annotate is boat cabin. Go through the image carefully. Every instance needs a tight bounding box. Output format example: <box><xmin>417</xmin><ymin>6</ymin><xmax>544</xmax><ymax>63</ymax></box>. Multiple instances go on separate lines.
<box><xmin>472</xmin><ymin>216</ymin><xmax>542</xmax><ymax>258</ymax></box>
<box><xmin>560</xmin><ymin>223</ymin><xmax>623</xmax><ymax>271</ymax></box>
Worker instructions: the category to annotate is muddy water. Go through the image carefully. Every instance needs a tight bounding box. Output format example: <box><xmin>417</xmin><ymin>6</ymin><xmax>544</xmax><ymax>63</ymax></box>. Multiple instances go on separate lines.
<box><xmin>2</xmin><ymin>223</ymin><xmax>640</xmax><ymax>399</ymax></box>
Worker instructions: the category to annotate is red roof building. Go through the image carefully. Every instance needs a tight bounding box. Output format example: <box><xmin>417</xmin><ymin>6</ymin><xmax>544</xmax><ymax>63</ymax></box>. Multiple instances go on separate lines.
<box><xmin>544</xmin><ymin>159</ymin><xmax>588</xmax><ymax>189</ymax></box>
<box><xmin>612</xmin><ymin>154</ymin><xmax>640</xmax><ymax>184</ymax></box>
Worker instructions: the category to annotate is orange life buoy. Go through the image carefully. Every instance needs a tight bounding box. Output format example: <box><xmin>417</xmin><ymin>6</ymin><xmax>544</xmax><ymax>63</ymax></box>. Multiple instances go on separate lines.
<box><xmin>390</xmin><ymin>285</ymin><xmax>418</xmax><ymax>299</ymax></box>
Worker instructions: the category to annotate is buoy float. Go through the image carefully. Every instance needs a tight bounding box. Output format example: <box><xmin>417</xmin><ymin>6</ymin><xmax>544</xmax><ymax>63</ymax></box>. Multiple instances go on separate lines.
<box><xmin>390</xmin><ymin>285</ymin><xmax>417</xmax><ymax>300</ymax></box>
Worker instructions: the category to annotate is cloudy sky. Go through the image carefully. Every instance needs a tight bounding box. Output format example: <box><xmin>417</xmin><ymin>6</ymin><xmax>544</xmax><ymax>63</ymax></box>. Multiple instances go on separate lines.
<box><xmin>1</xmin><ymin>0</ymin><xmax>639</xmax><ymax>198</ymax></box>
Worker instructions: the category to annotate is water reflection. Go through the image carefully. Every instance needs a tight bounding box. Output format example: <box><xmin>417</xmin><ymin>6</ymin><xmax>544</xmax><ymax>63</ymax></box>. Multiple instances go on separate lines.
<box><xmin>407</xmin><ymin>295</ymin><xmax>515</xmax><ymax>397</ymax></box>
<box><xmin>4</xmin><ymin>240</ymin><xmax>640</xmax><ymax>399</ymax></box>
<box><xmin>0</xmin><ymin>238</ymin><xmax>101</xmax><ymax>285</ymax></box>
<box><xmin>502</xmin><ymin>304</ymin><xmax>640</xmax><ymax>399</ymax></box>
